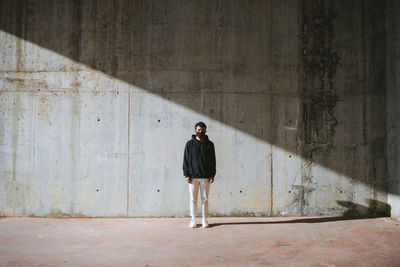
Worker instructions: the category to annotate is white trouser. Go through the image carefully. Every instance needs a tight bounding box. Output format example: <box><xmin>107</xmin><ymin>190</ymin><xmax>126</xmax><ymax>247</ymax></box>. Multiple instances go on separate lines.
<box><xmin>189</xmin><ymin>178</ymin><xmax>210</xmax><ymax>219</ymax></box>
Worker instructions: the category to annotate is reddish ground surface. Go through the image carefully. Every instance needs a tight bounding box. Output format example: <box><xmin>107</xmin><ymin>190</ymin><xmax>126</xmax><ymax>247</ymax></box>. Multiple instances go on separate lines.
<box><xmin>0</xmin><ymin>216</ymin><xmax>399</xmax><ymax>266</ymax></box>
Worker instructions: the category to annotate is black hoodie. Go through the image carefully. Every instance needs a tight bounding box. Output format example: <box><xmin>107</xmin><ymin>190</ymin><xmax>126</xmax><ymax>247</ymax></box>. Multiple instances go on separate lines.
<box><xmin>183</xmin><ymin>134</ymin><xmax>216</xmax><ymax>179</ymax></box>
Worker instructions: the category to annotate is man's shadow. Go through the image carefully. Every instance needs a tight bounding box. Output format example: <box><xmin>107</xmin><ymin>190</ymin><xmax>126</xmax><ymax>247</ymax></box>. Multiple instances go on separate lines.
<box><xmin>208</xmin><ymin>199</ymin><xmax>391</xmax><ymax>227</ymax></box>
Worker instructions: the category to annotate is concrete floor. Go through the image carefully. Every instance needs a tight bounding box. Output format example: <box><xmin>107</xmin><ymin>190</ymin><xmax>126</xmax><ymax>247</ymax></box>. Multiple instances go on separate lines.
<box><xmin>0</xmin><ymin>216</ymin><xmax>399</xmax><ymax>266</ymax></box>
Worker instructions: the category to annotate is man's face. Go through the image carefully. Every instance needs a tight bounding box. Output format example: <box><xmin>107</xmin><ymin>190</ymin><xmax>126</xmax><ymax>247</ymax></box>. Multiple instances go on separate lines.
<box><xmin>195</xmin><ymin>126</ymin><xmax>206</xmax><ymax>134</ymax></box>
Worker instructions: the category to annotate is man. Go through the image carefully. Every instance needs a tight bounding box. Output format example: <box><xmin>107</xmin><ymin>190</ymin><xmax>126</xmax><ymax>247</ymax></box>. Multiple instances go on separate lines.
<box><xmin>183</xmin><ymin>121</ymin><xmax>216</xmax><ymax>228</ymax></box>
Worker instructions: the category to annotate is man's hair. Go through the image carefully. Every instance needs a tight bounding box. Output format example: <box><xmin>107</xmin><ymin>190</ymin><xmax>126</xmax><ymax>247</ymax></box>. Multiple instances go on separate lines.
<box><xmin>194</xmin><ymin>121</ymin><xmax>207</xmax><ymax>130</ymax></box>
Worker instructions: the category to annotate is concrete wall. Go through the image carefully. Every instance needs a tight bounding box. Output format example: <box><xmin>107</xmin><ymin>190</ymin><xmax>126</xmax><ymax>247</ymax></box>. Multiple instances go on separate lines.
<box><xmin>0</xmin><ymin>0</ymin><xmax>390</xmax><ymax>217</ymax></box>
<box><xmin>386</xmin><ymin>0</ymin><xmax>400</xmax><ymax>219</ymax></box>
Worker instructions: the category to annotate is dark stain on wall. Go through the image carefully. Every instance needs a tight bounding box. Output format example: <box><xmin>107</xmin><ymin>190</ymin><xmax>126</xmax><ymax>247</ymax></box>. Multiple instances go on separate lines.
<box><xmin>298</xmin><ymin>0</ymin><xmax>340</xmax><ymax>214</ymax></box>
<box><xmin>300</xmin><ymin>0</ymin><xmax>339</xmax><ymax>159</ymax></box>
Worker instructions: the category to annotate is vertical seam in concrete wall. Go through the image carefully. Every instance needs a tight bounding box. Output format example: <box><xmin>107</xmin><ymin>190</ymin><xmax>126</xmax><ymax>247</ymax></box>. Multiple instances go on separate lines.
<box><xmin>381</xmin><ymin>0</ymin><xmax>388</xmax><ymax>198</ymax></box>
<box><xmin>126</xmin><ymin>0</ymin><xmax>133</xmax><ymax>218</ymax></box>
<box><xmin>385</xmin><ymin>0</ymin><xmax>389</xmax><ymax>207</ymax></box>
<box><xmin>270</xmin><ymin>101</ymin><xmax>274</xmax><ymax>216</ymax></box>
<box><xmin>298</xmin><ymin>0</ymin><xmax>305</xmax><ymax>215</ymax></box>
<box><xmin>296</xmin><ymin>0</ymin><xmax>302</xmax><ymax>216</ymax></box>
<box><xmin>126</xmin><ymin>88</ymin><xmax>131</xmax><ymax>217</ymax></box>
<box><xmin>269</xmin><ymin>0</ymin><xmax>274</xmax><ymax>216</ymax></box>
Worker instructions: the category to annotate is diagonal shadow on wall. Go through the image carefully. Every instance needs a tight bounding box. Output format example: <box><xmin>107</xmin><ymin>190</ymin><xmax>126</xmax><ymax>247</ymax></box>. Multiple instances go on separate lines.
<box><xmin>0</xmin><ymin>0</ymin><xmax>390</xmax><ymax>215</ymax></box>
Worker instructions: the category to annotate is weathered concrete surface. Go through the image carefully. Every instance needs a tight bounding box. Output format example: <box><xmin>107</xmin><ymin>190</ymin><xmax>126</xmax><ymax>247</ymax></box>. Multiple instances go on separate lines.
<box><xmin>0</xmin><ymin>216</ymin><xmax>399</xmax><ymax>266</ymax></box>
<box><xmin>0</xmin><ymin>0</ymin><xmax>391</xmax><ymax>217</ymax></box>
<box><xmin>386</xmin><ymin>0</ymin><xmax>400</xmax><ymax>219</ymax></box>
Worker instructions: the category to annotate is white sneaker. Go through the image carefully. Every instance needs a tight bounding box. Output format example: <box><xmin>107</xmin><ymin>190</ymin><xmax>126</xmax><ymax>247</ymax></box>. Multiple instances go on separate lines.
<box><xmin>202</xmin><ymin>218</ymin><xmax>209</xmax><ymax>228</ymax></box>
<box><xmin>189</xmin><ymin>218</ymin><xmax>197</xmax><ymax>228</ymax></box>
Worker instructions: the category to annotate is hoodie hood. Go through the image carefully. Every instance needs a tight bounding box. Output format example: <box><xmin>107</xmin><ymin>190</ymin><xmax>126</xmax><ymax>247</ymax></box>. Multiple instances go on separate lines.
<box><xmin>192</xmin><ymin>134</ymin><xmax>209</xmax><ymax>143</ymax></box>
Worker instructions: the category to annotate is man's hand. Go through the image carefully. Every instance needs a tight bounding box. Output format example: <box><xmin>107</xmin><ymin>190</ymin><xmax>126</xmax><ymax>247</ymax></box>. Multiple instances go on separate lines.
<box><xmin>185</xmin><ymin>177</ymin><xmax>192</xmax><ymax>184</ymax></box>
<box><xmin>209</xmin><ymin>177</ymin><xmax>214</xmax><ymax>183</ymax></box>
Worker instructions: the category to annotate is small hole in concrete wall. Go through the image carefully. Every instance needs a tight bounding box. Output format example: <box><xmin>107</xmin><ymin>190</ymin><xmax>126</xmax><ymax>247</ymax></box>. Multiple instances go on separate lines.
<box><xmin>340</xmin><ymin>190</ymin><xmax>343</xmax><ymax>193</ymax></box>
<box><xmin>240</xmin><ymin>190</ymin><xmax>242</xmax><ymax>193</ymax></box>
<box><xmin>97</xmin><ymin>118</ymin><xmax>100</xmax><ymax>122</ymax></box>
<box><xmin>289</xmin><ymin>155</ymin><xmax>292</xmax><ymax>158</ymax></box>
<box><xmin>96</xmin><ymin>189</ymin><xmax>99</xmax><ymax>192</ymax></box>
<box><xmin>157</xmin><ymin>189</ymin><xmax>160</xmax><ymax>192</ymax></box>
<box><xmin>158</xmin><ymin>120</ymin><xmax>160</xmax><ymax>122</ymax></box>
<box><xmin>288</xmin><ymin>190</ymin><xmax>291</xmax><ymax>193</ymax></box>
